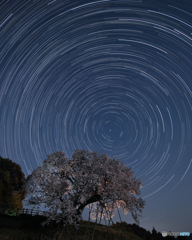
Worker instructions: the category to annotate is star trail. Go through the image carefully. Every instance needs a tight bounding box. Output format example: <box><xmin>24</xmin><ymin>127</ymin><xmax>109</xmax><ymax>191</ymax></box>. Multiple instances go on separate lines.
<box><xmin>1</xmin><ymin>0</ymin><xmax>192</xmax><ymax>234</ymax></box>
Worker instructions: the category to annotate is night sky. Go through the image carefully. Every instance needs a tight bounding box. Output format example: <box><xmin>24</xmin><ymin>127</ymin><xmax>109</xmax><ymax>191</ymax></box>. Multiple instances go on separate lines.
<box><xmin>1</xmin><ymin>0</ymin><xmax>192</xmax><ymax>234</ymax></box>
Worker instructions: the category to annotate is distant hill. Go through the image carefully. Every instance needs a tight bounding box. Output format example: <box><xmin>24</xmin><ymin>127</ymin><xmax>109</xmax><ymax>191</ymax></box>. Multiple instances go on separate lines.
<box><xmin>112</xmin><ymin>221</ymin><xmax>191</xmax><ymax>240</ymax></box>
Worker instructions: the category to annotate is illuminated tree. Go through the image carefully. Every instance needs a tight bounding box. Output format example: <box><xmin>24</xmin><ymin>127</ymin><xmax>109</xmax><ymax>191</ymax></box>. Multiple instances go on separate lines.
<box><xmin>0</xmin><ymin>156</ymin><xmax>27</xmax><ymax>213</ymax></box>
<box><xmin>25</xmin><ymin>150</ymin><xmax>145</xmax><ymax>226</ymax></box>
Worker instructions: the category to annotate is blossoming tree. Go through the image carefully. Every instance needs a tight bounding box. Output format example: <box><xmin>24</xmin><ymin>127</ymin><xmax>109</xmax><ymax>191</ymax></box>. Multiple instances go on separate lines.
<box><xmin>24</xmin><ymin>150</ymin><xmax>145</xmax><ymax>226</ymax></box>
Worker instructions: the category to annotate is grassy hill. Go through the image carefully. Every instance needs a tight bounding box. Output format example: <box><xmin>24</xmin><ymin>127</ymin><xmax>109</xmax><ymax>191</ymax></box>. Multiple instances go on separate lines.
<box><xmin>0</xmin><ymin>213</ymin><xmax>143</xmax><ymax>240</ymax></box>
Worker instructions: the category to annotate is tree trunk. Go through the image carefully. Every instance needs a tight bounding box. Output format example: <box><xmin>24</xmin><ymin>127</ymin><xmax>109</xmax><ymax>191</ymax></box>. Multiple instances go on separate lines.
<box><xmin>76</xmin><ymin>193</ymin><xmax>101</xmax><ymax>214</ymax></box>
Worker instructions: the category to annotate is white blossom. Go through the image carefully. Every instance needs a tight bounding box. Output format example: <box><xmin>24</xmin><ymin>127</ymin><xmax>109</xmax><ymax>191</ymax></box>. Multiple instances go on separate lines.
<box><xmin>24</xmin><ymin>150</ymin><xmax>145</xmax><ymax>226</ymax></box>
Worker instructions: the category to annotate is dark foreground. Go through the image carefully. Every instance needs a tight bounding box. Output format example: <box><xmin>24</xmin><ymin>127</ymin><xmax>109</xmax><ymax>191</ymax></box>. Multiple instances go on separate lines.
<box><xmin>0</xmin><ymin>214</ymin><xmax>143</xmax><ymax>240</ymax></box>
<box><xmin>0</xmin><ymin>214</ymin><xmax>191</xmax><ymax>240</ymax></box>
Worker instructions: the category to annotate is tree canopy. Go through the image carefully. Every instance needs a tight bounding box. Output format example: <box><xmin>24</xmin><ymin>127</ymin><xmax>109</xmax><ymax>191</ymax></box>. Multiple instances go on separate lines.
<box><xmin>0</xmin><ymin>156</ymin><xmax>27</xmax><ymax>213</ymax></box>
<box><xmin>25</xmin><ymin>150</ymin><xmax>146</xmax><ymax>226</ymax></box>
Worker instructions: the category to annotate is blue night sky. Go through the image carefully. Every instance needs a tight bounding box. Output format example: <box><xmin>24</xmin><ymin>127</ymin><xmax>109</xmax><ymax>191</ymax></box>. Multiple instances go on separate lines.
<box><xmin>1</xmin><ymin>0</ymin><xmax>192</xmax><ymax>234</ymax></box>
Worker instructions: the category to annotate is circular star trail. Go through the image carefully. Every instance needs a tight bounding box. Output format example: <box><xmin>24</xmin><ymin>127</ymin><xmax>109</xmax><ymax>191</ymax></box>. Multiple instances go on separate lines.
<box><xmin>1</xmin><ymin>0</ymin><xmax>192</xmax><ymax>232</ymax></box>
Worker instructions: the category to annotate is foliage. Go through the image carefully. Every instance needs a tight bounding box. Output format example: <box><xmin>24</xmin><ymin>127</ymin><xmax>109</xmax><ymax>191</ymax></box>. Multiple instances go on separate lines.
<box><xmin>152</xmin><ymin>226</ymin><xmax>158</xmax><ymax>235</ymax></box>
<box><xmin>24</xmin><ymin>150</ymin><xmax>146</xmax><ymax>227</ymax></box>
<box><xmin>113</xmin><ymin>222</ymin><xmax>192</xmax><ymax>240</ymax></box>
<box><xmin>3</xmin><ymin>208</ymin><xmax>17</xmax><ymax>216</ymax></box>
<box><xmin>0</xmin><ymin>156</ymin><xmax>27</xmax><ymax>213</ymax></box>
<box><xmin>113</xmin><ymin>222</ymin><xmax>154</xmax><ymax>240</ymax></box>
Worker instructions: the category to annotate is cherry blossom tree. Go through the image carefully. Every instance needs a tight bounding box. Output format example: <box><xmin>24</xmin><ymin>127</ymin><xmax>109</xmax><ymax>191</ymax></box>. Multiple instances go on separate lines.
<box><xmin>24</xmin><ymin>150</ymin><xmax>145</xmax><ymax>227</ymax></box>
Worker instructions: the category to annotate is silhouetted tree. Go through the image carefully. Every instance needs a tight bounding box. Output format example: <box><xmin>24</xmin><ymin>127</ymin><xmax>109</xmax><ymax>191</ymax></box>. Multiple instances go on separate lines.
<box><xmin>152</xmin><ymin>226</ymin><xmax>158</xmax><ymax>235</ymax></box>
<box><xmin>0</xmin><ymin>156</ymin><xmax>26</xmax><ymax>213</ymax></box>
<box><xmin>112</xmin><ymin>221</ymin><xmax>175</xmax><ymax>240</ymax></box>
<box><xmin>156</xmin><ymin>230</ymin><xmax>163</xmax><ymax>240</ymax></box>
